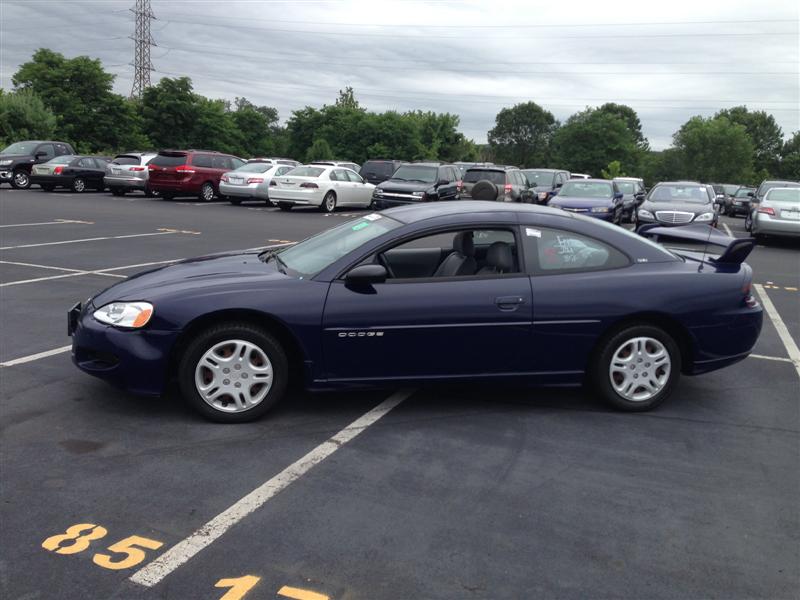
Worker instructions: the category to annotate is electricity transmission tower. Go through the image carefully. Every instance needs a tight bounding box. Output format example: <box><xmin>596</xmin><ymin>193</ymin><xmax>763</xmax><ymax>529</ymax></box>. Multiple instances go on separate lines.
<box><xmin>130</xmin><ymin>0</ymin><xmax>156</xmax><ymax>98</ymax></box>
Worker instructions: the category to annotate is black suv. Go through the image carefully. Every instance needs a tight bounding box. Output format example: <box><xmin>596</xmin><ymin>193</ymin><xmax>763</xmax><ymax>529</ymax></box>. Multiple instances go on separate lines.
<box><xmin>0</xmin><ymin>140</ymin><xmax>75</xmax><ymax>189</ymax></box>
<box><xmin>521</xmin><ymin>168</ymin><xmax>570</xmax><ymax>204</ymax></box>
<box><xmin>359</xmin><ymin>159</ymin><xmax>405</xmax><ymax>185</ymax></box>
<box><xmin>373</xmin><ymin>162</ymin><xmax>460</xmax><ymax>208</ymax></box>
<box><xmin>461</xmin><ymin>166</ymin><xmax>533</xmax><ymax>202</ymax></box>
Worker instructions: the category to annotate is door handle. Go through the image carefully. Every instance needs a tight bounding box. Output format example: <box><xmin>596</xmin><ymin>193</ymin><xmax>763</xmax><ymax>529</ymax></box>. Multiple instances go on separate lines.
<box><xmin>495</xmin><ymin>296</ymin><xmax>524</xmax><ymax>311</ymax></box>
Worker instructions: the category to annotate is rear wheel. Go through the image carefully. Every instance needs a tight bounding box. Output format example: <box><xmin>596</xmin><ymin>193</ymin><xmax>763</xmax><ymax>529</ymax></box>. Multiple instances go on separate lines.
<box><xmin>320</xmin><ymin>191</ymin><xmax>337</xmax><ymax>213</ymax></box>
<box><xmin>593</xmin><ymin>324</ymin><xmax>680</xmax><ymax>412</ymax></box>
<box><xmin>178</xmin><ymin>323</ymin><xmax>288</xmax><ymax>423</ymax></box>
<box><xmin>11</xmin><ymin>170</ymin><xmax>31</xmax><ymax>189</ymax></box>
<box><xmin>71</xmin><ymin>178</ymin><xmax>86</xmax><ymax>193</ymax></box>
<box><xmin>278</xmin><ymin>202</ymin><xmax>293</xmax><ymax>211</ymax></box>
<box><xmin>160</xmin><ymin>193</ymin><xmax>174</xmax><ymax>201</ymax></box>
<box><xmin>199</xmin><ymin>182</ymin><xmax>215</xmax><ymax>202</ymax></box>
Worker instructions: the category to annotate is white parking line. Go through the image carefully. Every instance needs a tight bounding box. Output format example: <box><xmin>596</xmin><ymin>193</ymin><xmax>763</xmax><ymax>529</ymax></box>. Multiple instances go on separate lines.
<box><xmin>0</xmin><ymin>271</ymin><xmax>126</xmax><ymax>287</ymax></box>
<box><xmin>0</xmin><ymin>230</ymin><xmax>178</xmax><ymax>251</ymax></box>
<box><xmin>722</xmin><ymin>223</ymin><xmax>733</xmax><ymax>236</ymax></box>
<box><xmin>129</xmin><ymin>390</ymin><xmax>413</xmax><ymax>587</ymax></box>
<box><xmin>0</xmin><ymin>345</ymin><xmax>72</xmax><ymax>368</ymax></box>
<box><xmin>0</xmin><ymin>258</ymin><xmax>183</xmax><ymax>287</ymax></box>
<box><xmin>0</xmin><ymin>219</ymin><xmax>94</xmax><ymax>228</ymax></box>
<box><xmin>750</xmin><ymin>354</ymin><xmax>793</xmax><ymax>363</ymax></box>
<box><xmin>754</xmin><ymin>284</ymin><xmax>800</xmax><ymax>379</ymax></box>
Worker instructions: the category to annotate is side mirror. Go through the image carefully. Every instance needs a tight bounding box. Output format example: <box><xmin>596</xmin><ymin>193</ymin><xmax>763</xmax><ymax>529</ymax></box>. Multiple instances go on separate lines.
<box><xmin>34</xmin><ymin>151</ymin><xmax>47</xmax><ymax>159</ymax></box>
<box><xmin>747</xmin><ymin>191</ymin><xmax>755</xmax><ymax>197</ymax></box>
<box><xmin>634</xmin><ymin>192</ymin><xmax>645</xmax><ymax>200</ymax></box>
<box><xmin>614</xmin><ymin>192</ymin><xmax>624</xmax><ymax>200</ymax></box>
<box><xmin>345</xmin><ymin>264</ymin><xmax>387</xmax><ymax>288</ymax></box>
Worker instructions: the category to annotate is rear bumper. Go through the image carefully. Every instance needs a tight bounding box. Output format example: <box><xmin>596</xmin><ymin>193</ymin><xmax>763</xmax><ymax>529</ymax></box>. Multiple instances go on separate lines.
<box><xmin>753</xmin><ymin>215</ymin><xmax>800</xmax><ymax>237</ymax></box>
<box><xmin>219</xmin><ymin>181</ymin><xmax>268</xmax><ymax>200</ymax></box>
<box><xmin>686</xmin><ymin>306</ymin><xmax>763</xmax><ymax>375</ymax></box>
<box><xmin>30</xmin><ymin>175</ymin><xmax>69</xmax><ymax>188</ymax></box>
<box><xmin>104</xmin><ymin>176</ymin><xmax>147</xmax><ymax>190</ymax></box>
<box><xmin>270</xmin><ymin>189</ymin><xmax>324</xmax><ymax>206</ymax></box>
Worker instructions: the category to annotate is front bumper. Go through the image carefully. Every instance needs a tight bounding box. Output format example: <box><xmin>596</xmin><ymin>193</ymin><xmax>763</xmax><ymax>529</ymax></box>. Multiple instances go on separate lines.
<box><xmin>104</xmin><ymin>176</ymin><xmax>147</xmax><ymax>191</ymax></box>
<box><xmin>70</xmin><ymin>302</ymin><xmax>179</xmax><ymax>396</ymax></box>
<box><xmin>0</xmin><ymin>170</ymin><xmax>14</xmax><ymax>182</ymax></box>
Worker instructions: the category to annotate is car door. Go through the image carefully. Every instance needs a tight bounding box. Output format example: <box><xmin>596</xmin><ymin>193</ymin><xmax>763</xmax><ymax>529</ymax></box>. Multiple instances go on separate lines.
<box><xmin>321</xmin><ymin>226</ymin><xmax>534</xmax><ymax>381</ymax></box>
<box><xmin>87</xmin><ymin>158</ymin><xmax>107</xmax><ymax>187</ymax></box>
<box><xmin>330</xmin><ymin>169</ymin><xmax>354</xmax><ymax>204</ymax></box>
<box><xmin>345</xmin><ymin>169</ymin><xmax>372</xmax><ymax>206</ymax></box>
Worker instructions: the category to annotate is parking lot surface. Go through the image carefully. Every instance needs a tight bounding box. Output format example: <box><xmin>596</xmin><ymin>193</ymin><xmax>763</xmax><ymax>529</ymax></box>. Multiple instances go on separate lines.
<box><xmin>1</xmin><ymin>188</ymin><xmax>798</xmax><ymax>599</ymax></box>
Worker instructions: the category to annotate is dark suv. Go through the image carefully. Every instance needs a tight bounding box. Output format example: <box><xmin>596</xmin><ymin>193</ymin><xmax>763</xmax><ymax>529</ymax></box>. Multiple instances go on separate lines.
<box><xmin>461</xmin><ymin>166</ymin><xmax>533</xmax><ymax>202</ymax></box>
<box><xmin>0</xmin><ymin>140</ymin><xmax>75</xmax><ymax>189</ymax></box>
<box><xmin>359</xmin><ymin>159</ymin><xmax>405</xmax><ymax>185</ymax></box>
<box><xmin>372</xmin><ymin>162</ymin><xmax>460</xmax><ymax>208</ymax></box>
<box><xmin>521</xmin><ymin>168</ymin><xmax>570</xmax><ymax>204</ymax></box>
<box><xmin>147</xmin><ymin>150</ymin><xmax>245</xmax><ymax>201</ymax></box>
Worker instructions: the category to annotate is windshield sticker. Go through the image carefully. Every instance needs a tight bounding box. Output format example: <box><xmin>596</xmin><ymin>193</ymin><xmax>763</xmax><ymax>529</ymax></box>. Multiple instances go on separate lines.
<box><xmin>352</xmin><ymin>222</ymin><xmax>369</xmax><ymax>231</ymax></box>
<box><xmin>525</xmin><ymin>227</ymin><xmax>542</xmax><ymax>238</ymax></box>
<box><xmin>363</xmin><ymin>213</ymin><xmax>382</xmax><ymax>221</ymax></box>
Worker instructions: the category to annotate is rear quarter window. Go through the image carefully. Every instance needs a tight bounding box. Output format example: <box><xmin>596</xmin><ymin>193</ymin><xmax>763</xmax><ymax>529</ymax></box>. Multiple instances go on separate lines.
<box><xmin>523</xmin><ymin>227</ymin><xmax>630</xmax><ymax>275</ymax></box>
<box><xmin>192</xmin><ymin>154</ymin><xmax>213</xmax><ymax>168</ymax></box>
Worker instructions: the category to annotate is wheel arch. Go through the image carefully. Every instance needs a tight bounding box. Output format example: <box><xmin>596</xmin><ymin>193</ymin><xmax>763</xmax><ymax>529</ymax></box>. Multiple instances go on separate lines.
<box><xmin>168</xmin><ymin>309</ymin><xmax>308</xmax><ymax>384</ymax></box>
<box><xmin>591</xmin><ymin>312</ymin><xmax>694</xmax><ymax>375</ymax></box>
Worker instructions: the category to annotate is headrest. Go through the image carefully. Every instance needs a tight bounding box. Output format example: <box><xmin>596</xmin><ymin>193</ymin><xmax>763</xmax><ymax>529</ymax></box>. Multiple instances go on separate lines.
<box><xmin>453</xmin><ymin>231</ymin><xmax>475</xmax><ymax>256</ymax></box>
<box><xmin>485</xmin><ymin>242</ymin><xmax>513</xmax><ymax>272</ymax></box>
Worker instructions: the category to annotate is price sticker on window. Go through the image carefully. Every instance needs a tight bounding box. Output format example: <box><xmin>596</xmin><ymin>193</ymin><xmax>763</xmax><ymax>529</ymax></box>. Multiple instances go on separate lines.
<box><xmin>525</xmin><ymin>227</ymin><xmax>542</xmax><ymax>238</ymax></box>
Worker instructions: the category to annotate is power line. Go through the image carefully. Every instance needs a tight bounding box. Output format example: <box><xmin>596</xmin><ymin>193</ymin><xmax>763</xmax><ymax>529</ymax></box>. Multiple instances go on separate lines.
<box><xmin>129</xmin><ymin>0</ymin><xmax>156</xmax><ymax>98</ymax></box>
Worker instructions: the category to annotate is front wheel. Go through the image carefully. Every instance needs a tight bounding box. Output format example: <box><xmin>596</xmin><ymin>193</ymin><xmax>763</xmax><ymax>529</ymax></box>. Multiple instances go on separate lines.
<box><xmin>320</xmin><ymin>191</ymin><xmax>337</xmax><ymax>213</ymax></box>
<box><xmin>178</xmin><ymin>323</ymin><xmax>288</xmax><ymax>423</ymax></box>
<box><xmin>199</xmin><ymin>182</ymin><xmax>215</xmax><ymax>202</ymax></box>
<box><xmin>11</xmin><ymin>170</ymin><xmax>31</xmax><ymax>189</ymax></box>
<box><xmin>592</xmin><ymin>325</ymin><xmax>681</xmax><ymax>412</ymax></box>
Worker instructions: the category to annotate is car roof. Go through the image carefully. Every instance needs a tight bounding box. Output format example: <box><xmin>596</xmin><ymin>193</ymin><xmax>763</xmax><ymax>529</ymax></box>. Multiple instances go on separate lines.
<box><xmin>522</xmin><ymin>168</ymin><xmax>563</xmax><ymax>172</ymax></box>
<box><xmin>656</xmin><ymin>181</ymin><xmax>704</xmax><ymax>185</ymax></box>
<box><xmin>566</xmin><ymin>178</ymin><xmax>613</xmax><ymax>184</ymax></box>
<box><xmin>382</xmin><ymin>200</ymin><xmax>555</xmax><ymax>224</ymax></box>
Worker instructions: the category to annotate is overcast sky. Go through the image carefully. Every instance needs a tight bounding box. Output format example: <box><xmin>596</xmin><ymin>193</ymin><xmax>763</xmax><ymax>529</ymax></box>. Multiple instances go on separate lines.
<box><xmin>1</xmin><ymin>0</ymin><xmax>798</xmax><ymax>150</ymax></box>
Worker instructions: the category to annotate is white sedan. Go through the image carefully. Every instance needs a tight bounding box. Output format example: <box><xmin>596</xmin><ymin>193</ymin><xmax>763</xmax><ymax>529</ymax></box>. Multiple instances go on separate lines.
<box><xmin>219</xmin><ymin>163</ymin><xmax>295</xmax><ymax>205</ymax></box>
<box><xmin>269</xmin><ymin>165</ymin><xmax>375</xmax><ymax>212</ymax></box>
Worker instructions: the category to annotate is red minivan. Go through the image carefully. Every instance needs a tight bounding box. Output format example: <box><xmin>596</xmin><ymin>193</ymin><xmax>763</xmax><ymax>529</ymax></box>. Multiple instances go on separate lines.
<box><xmin>148</xmin><ymin>150</ymin><xmax>245</xmax><ymax>201</ymax></box>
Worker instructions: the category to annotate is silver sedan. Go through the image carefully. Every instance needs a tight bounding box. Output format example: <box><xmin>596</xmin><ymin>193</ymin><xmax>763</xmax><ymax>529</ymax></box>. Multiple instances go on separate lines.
<box><xmin>751</xmin><ymin>187</ymin><xmax>800</xmax><ymax>239</ymax></box>
<box><xmin>219</xmin><ymin>163</ymin><xmax>295</xmax><ymax>205</ymax></box>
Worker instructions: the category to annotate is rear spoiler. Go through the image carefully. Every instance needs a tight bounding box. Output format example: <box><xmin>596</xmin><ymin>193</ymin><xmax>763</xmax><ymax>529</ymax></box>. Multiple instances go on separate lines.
<box><xmin>637</xmin><ymin>223</ymin><xmax>756</xmax><ymax>265</ymax></box>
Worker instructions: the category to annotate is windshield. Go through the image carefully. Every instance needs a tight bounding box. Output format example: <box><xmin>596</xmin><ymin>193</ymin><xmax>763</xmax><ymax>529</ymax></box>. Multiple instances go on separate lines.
<box><xmin>765</xmin><ymin>188</ymin><xmax>800</xmax><ymax>203</ymax></box>
<box><xmin>734</xmin><ymin>188</ymin><xmax>754</xmax><ymax>198</ymax></box>
<box><xmin>2</xmin><ymin>141</ymin><xmax>39</xmax><ymax>155</ymax></box>
<box><xmin>391</xmin><ymin>165</ymin><xmax>438</xmax><ymax>183</ymax></box>
<box><xmin>275</xmin><ymin>214</ymin><xmax>402</xmax><ymax>277</ymax></box>
<box><xmin>112</xmin><ymin>155</ymin><xmax>141</xmax><ymax>165</ymax></box>
<box><xmin>722</xmin><ymin>184</ymin><xmax>739</xmax><ymax>195</ymax></box>
<box><xmin>465</xmin><ymin>170</ymin><xmax>505</xmax><ymax>185</ymax></box>
<box><xmin>235</xmin><ymin>163</ymin><xmax>271</xmax><ymax>173</ymax></box>
<box><xmin>560</xmin><ymin>181</ymin><xmax>613</xmax><ymax>198</ymax></box>
<box><xmin>648</xmin><ymin>184</ymin><xmax>710</xmax><ymax>204</ymax></box>
<box><xmin>285</xmin><ymin>166</ymin><xmax>324</xmax><ymax>178</ymax></box>
<box><xmin>521</xmin><ymin>170</ymin><xmax>555</xmax><ymax>186</ymax></box>
<box><xmin>616</xmin><ymin>182</ymin><xmax>636</xmax><ymax>194</ymax></box>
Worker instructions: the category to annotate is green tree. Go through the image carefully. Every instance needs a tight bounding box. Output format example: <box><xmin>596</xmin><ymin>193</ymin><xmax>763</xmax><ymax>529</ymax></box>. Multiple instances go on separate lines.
<box><xmin>487</xmin><ymin>102</ymin><xmax>557</xmax><ymax>168</ymax></box>
<box><xmin>778</xmin><ymin>131</ymin><xmax>800</xmax><ymax>180</ymax></box>
<box><xmin>640</xmin><ymin>149</ymin><xmax>684</xmax><ymax>187</ymax></box>
<box><xmin>672</xmin><ymin>115</ymin><xmax>754</xmax><ymax>182</ymax></box>
<box><xmin>597</xmin><ymin>103</ymin><xmax>649</xmax><ymax>151</ymax></box>
<box><xmin>716</xmin><ymin>106</ymin><xmax>783</xmax><ymax>175</ymax></box>
<box><xmin>12</xmin><ymin>48</ymin><xmax>146</xmax><ymax>152</ymax></box>
<box><xmin>306</xmin><ymin>138</ymin><xmax>334</xmax><ymax>162</ymax></box>
<box><xmin>600</xmin><ymin>160</ymin><xmax>626</xmax><ymax>179</ymax></box>
<box><xmin>0</xmin><ymin>88</ymin><xmax>56</xmax><ymax>146</ymax></box>
<box><xmin>551</xmin><ymin>108</ymin><xmax>639</xmax><ymax>176</ymax></box>
<box><xmin>140</xmin><ymin>77</ymin><xmax>201</xmax><ymax>149</ymax></box>
<box><xmin>335</xmin><ymin>86</ymin><xmax>360</xmax><ymax>110</ymax></box>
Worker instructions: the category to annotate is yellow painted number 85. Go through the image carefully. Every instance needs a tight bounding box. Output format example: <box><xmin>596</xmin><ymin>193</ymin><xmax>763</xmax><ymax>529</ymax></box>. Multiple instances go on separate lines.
<box><xmin>42</xmin><ymin>524</ymin><xmax>108</xmax><ymax>555</ymax></box>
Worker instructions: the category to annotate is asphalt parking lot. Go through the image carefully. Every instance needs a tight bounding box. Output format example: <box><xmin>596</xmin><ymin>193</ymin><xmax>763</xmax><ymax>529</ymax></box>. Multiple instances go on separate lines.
<box><xmin>1</xmin><ymin>188</ymin><xmax>798</xmax><ymax>600</ymax></box>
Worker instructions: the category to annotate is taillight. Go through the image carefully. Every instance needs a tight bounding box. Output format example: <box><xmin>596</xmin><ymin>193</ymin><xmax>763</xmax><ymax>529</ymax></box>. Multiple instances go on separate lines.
<box><xmin>129</xmin><ymin>166</ymin><xmax>145</xmax><ymax>172</ymax></box>
<box><xmin>246</xmin><ymin>178</ymin><xmax>264</xmax><ymax>184</ymax></box>
<box><xmin>175</xmin><ymin>165</ymin><xmax>195</xmax><ymax>174</ymax></box>
<box><xmin>742</xmin><ymin>282</ymin><xmax>758</xmax><ymax>308</ymax></box>
<box><xmin>300</xmin><ymin>182</ymin><xmax>319</xmax><ymax>189</ymax></box>
<box><xmin>504</xmin><ymin>184</ymin><xmax>513</xmax><ymax>195</ymax></box>
<box><xmin>457</xmin><ymin>180</ymin><xmax>463</xmax><ymax>191</ymax></box>
<box><xmin>53</xmin><ymin>166</ymin><xmax>64</xmax><ymax>175</ymax></box>
<box><xmin>757</xmin><ymin>206</ymin><xmax>775</xmax><ymax>215</ymax></box>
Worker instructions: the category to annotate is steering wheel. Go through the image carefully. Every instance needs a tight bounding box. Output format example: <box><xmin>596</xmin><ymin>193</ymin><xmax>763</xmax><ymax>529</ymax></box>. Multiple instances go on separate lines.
<box><xmin>377</xmin><ymin>253</ymin><xmax>396</xmax><ymax>278</ymax></box>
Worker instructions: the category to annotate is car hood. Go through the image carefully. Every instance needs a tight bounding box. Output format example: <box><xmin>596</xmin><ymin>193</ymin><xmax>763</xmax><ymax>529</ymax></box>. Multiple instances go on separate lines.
<box><xmin>0</xmin><ymin>154</ymin><xmax>32</xmax><ymax>161</ymax></box>
<box><xmin>376</xmin><ymin>180</ymin><xmax>433</xmax><ymax>193</ymax></box>
<box><xmin>549</xmin><ymin>195</ymin><xmax>613</xmax><ymax>208</ymax></box>
<box><xmin>91</xmin><ymin>251</ymin><xmax>287</xmax><ymax>306</ymax></box>
<box><xmin>641</xmin><ymin>201</ymin><xmax>712</xmax><ymax>214</ymax></box>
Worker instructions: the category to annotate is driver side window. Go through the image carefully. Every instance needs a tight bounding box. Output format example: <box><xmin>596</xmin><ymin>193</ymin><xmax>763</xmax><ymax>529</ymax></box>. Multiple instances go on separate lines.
<box><xmin>374</xmin><ymin>228</ymin><xmax>520</xmax><ymax>280</ymax></box>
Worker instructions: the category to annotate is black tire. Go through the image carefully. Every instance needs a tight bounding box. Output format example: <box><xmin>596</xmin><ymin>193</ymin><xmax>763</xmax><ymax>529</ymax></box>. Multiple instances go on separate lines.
<box><xmin>278</xmin><ymin>202</ymin><xmax>293</xmax><ymax>211</ymax></box>
<box><xmin>744</xmin><ymin>212</ymin><xmax>753</xmax><ymax>232</ymax></box>
<box><xmin>160</xmin><ymin>193</ymin><xmax>174</xmax><ymax>201</ymax></box>
<box><xmin>40</xmin><ymin>185</ymin><xmax>55</xmax><ymax>192</ymax></box>
<box><xmin>199</xmin><ymin>182</ymin><xmax>215</xmax><ymax>202</ymax></box>
<box><xmin>144</xmin><ymin>187</ymin><xmax>157</xmax><ymax>198</ymax></box>
<box><xmin>592</xmin><ymin>324</ymin><xmax>681</xmax><ymax>412</ymax></box>
<box><xmin>177</xmin><ymin>322</ymin><xmax>289</xmax><ymax>423</ymax></box>
<box><xmin>111</xmin><ymin>187</ymin><xmax>125</xmax><ymax>197</ymax></box>
<box><xmin>470</xmin><ymin>180</ymin><xmax>499</xmax><ymax>201</ymax></box>
<box><xmin>11</xmin><ymin>169</ymin><xmax>31</xmax><ymax>190</ymax></box>
<box><xmin>320</xmin><ymin>191</ymin><xmax>337</xmax><ymax>213</ymax></box>
<box><xmin>229</xmin><ymin>196</ymin><xmax>242</xmax><ymax>206</ymax></box>
<box><xmin>71</xmin><ymin>178</ymin><xmax>87</xmax><ymax>193</ymax></box>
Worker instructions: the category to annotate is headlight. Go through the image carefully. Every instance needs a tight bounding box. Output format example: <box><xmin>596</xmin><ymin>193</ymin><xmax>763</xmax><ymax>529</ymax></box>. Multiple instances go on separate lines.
<box><xmin>638</xmin><ymin>209</ymin><xmax>654</xmax><ymax>218</ymax></box>
<box><xmin>411</xmin><ymin>191</ymin><xmax>425</xmax><ymax>197</ymax></box>
<box><xmin>591</xmin><ymin>206</ymin><xmax>610</xmax><ymax>213</ymax></box>
<box><xmin>695</xmin><ymin>212</ymin><xmax>714</xmax><ymax>222</ymax></box>
<box><xmin>0</xmin><ymin>159</ymin><xmax>12</xmax><ymax>166</ymax></box>
<box><xmin>93</xmin><ymin>302</ymin><xmax>153</xmax><ymax>328</ymax></box>
<box><xmin>538</xmin><ymin>191</ymin><xmax>548</xmax><ymax>200</ymax></box>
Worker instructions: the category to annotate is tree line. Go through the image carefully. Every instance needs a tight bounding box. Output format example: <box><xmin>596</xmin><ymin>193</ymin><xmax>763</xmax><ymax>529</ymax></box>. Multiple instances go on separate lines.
<box><xmin>1</xmin><ymin>49</ymin><xmax>797</xmax><ymax>185</ymax></box>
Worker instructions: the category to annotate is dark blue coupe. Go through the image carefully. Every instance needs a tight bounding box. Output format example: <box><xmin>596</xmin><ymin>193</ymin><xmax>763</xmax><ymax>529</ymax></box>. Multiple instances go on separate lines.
<box><xmin>69</xmin><ymin>202</ymin><xmax>763</xmax><ymax>422</ymax></box>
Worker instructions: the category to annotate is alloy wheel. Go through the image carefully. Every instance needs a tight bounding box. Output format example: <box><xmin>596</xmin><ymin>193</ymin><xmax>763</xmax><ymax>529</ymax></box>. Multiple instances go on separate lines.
<box><xmin>13</xmin><ymin>171</ymin><xmax>30</xmax><ymax>189</ymax></box>
<box><xmin>202</xmin><ymin>184</ymin><xmax>214</xmax><ymax>201</ymax></box>
<box><xmin>608</xmin><ymin>336</ymin><xmax>671</xmax><ymax>402</ymax></box>
<box><xmin>324</xmin><ymin>192</ymin><xmax>336</xmax><ymax>212</ymax></box>
<box><xmin>194</xmin><ymin>339</ymin><xmax>273</xmax><ymax>413</ymax></box>
<box><xmin>73</xmin><ymin>178</ymin><xmax>86</xmax><ymax>192</ymax></box>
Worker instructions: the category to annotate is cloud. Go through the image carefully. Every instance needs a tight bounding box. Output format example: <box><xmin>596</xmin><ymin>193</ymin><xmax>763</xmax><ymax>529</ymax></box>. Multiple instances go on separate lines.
<box><xmin>1</xmin><ymin>0</ymin><xmax>797</xmax><ymax>151</ymax></box>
